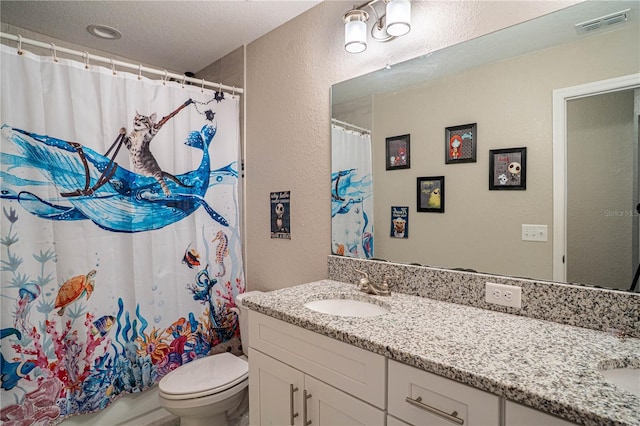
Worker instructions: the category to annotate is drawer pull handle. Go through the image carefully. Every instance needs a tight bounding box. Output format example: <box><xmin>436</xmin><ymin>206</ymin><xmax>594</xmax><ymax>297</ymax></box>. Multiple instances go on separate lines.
<box><xmin>289</xmin><ymin>384</ymin><xmax>299</xmax><ymax>425</ymax></box>
<box><xmin>405</xmin><ymin>396</ymin><xmax>464</xmax><ymax>425</ymax></box>
<box><xmin>303</xmin><ymin>390</ymin><xmax>313</xmax><ymax>425</ymax></box>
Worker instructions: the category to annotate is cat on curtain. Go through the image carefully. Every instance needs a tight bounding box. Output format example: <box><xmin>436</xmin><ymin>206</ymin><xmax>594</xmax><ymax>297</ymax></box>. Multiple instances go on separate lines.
<box><xmin>124</xmin><ymin>112</ymin><xmax>191</xmax><ymax>196</ymax></box>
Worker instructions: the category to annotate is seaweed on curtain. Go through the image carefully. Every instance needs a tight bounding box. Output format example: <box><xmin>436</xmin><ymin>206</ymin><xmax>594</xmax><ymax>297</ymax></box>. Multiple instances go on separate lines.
<box><xmin>0</xmin><ymin>204</ymin><xmax>245</xmax><ymax>422</ymax></box>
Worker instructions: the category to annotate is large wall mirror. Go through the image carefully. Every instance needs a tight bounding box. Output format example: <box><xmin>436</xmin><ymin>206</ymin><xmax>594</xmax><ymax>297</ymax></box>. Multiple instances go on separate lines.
<box><xmin>331</xmin><ymin>1</ymin><xmax>640</xmax><ymax>292</ymax></box>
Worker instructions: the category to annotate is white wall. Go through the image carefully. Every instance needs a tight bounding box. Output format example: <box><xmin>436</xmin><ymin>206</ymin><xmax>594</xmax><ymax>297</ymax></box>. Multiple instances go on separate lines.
<box><xmin>244</xmin><ymin>0</ymin><xmax>580</xmax><ymax>291</ymax></box>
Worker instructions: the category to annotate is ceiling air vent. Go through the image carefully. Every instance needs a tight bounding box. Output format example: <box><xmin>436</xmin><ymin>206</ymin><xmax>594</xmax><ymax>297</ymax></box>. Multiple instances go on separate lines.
<box><xmin>575</xmin><ymin>9</ymin><xmax>630</xmax><ymax>34</ymax></box>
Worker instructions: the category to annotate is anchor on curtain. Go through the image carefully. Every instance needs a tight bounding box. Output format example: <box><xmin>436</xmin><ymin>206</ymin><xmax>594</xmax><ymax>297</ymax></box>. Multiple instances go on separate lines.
<box><xmin>331</xmin><ymin>121</ymin><xmax>374</xmax><ymax>259</ymax></box>
<box><xmin>0</xmin><ymin>45</ymin><xmax>244</xmax><ymax>424</ymax></box>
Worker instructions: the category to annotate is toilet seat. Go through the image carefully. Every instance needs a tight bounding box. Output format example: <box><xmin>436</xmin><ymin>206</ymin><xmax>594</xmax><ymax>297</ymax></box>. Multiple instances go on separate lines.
<box><xmin>159</xmin><ymin>352</ymin><xmax>248</xmax><ymax>400</ymax></box>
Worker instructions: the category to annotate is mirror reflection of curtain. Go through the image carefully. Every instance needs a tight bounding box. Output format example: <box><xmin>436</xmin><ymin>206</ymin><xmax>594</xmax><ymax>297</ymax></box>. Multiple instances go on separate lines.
<box><xmin>331</xmin><ymin>123</ymin><xmax>373</xmax><ymax>258</ymax></box>
<box><xmin>566</xmin><ymin>89</ymin><xmax>638</xmax><ymax>289</ymax></box>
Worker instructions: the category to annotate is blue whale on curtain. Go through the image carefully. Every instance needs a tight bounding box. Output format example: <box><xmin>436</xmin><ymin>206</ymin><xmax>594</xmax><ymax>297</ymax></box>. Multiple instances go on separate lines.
<box><xmin>0</xmin><ymin>124</ymin><xmax>231</xmax><ymax>232</ymax></box>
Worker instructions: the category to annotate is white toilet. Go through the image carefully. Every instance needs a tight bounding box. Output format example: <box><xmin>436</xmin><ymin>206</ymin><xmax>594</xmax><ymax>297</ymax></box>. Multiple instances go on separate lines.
<box><xmin>158</xmin><ymin>291</ymin><xmax>260</xmax><ymax>426</ymax></box>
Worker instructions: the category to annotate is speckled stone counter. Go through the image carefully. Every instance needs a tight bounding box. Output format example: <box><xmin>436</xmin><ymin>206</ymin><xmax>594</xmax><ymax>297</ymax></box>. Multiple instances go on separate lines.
<box><xmin>243</xmin><ymin>280</ymin><xmax>640</xmax><ymax>426</ymax></box>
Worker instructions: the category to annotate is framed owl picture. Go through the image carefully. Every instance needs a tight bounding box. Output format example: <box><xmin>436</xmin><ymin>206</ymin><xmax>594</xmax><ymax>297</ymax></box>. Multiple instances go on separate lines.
<box><xmin>489</xmin><ymin>147</ymin><xmax>527</xmax><ymax>190</ymax></box>
<box><xmin>417</xmin><ymin>176</ymin><xmax>445</xmax><ymax>213</ymax></box>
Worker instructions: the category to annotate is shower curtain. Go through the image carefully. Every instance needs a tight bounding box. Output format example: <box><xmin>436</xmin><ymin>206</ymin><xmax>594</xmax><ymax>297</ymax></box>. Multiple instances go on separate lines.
<box><xmin>331</xmin><ymin>123</ymin><xmax>373</xmax><ymax>258</ymax></box>
<box><xmin>0</xmin><ymin>45</ymin><xmax>244</xmax><ymax>424</ymax></box>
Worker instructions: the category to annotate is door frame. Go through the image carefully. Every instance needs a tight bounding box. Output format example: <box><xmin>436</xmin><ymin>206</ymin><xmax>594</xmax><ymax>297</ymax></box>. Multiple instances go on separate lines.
<box><xmin>552</xmin><ymin>73</ymin><xmax>640</xmax><ymax>282</ymax></box>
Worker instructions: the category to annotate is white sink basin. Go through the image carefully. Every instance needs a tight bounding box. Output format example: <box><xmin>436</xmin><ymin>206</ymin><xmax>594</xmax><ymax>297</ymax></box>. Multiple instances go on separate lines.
<box><xmin>600</xmin><ymin>368</ymin><xmax>640</xmax><ymax>397</ymax></box>
<box><xmin>303</xmin><ymin>298</ymin><xmax>389</xmax><ymax>317</ymax></box>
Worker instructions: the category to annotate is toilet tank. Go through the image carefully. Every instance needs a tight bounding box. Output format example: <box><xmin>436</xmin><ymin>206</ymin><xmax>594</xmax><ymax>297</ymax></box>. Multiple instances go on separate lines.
<box><xmin>235</xmin><ymin>291</ymin><xmax>262</xmax><ymax>357</ymax></box>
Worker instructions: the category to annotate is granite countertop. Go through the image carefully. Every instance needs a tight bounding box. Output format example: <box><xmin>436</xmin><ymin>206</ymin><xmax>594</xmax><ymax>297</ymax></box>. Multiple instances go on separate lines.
<box><xmin>243</xmin><ymin>280</ymin><xmax>640</xmax><ymax>426</ymax></box>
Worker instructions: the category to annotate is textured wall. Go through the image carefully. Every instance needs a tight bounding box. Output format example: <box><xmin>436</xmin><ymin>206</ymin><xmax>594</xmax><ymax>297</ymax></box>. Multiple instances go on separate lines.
<box><xmin>372</xmin><ymin>26</ymin><xmax>637</xmax><ymax>281</ymax></box>
<box><xmin>244</xmin><ymin>1</ymin><xmax>580</xmax><ymax>291</ymax></box>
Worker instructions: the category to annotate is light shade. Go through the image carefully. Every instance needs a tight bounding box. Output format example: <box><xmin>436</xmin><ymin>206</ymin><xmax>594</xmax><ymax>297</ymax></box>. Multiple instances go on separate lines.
<box><xmin>386</xmin><ymin>0</ymin><xmax>411</xmax><ymax>37</ymax></box>
<box><xmin>344</xmin><ymin>9</ymin><xmax>369</xmax><ymax>53</ymax></box>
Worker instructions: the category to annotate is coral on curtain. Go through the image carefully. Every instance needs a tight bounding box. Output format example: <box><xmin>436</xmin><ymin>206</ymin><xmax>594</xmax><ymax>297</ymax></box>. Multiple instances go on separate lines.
<box><xmin>0</xmin><ymin>45</ymin><xmax>244</xmax><ymax>424</ymax></box>
<box><xmin>331</xmin><ymin>123</ymin><xmax>373</xmax><ymax>259</ymax></box>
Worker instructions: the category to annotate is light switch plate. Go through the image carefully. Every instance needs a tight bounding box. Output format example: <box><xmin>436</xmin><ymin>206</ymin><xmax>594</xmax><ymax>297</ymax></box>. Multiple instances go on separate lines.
<box><xmin>522</xmin><ymin>224</ymin><xmax>548</xmax><ymax>242</ymax></box>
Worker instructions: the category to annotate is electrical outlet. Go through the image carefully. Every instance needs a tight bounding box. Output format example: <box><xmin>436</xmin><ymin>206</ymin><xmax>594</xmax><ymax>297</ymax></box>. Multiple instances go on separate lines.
<box><xmin>485</xmin><ymin>282</ymin><xmax>522</xmax><ymax>309</ymax></box>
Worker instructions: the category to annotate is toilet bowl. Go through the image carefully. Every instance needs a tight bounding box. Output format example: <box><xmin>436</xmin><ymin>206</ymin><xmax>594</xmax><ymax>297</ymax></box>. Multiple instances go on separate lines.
<box><xmin>158</xmin><ymin>291</ymin><xmax>261</xmax><ymax>426</ymax></box>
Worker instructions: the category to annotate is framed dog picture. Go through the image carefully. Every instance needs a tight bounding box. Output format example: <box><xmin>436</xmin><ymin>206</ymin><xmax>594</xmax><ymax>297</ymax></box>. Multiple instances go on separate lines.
<box><xmin>417</xmin><ymin>176</ymin><xmax>445</xmax><ymax>213</ymax></box>
<box><xmin>489</xmin><ymin>147</ymin><xmax>527</xmax><ymax>190</ymax></box>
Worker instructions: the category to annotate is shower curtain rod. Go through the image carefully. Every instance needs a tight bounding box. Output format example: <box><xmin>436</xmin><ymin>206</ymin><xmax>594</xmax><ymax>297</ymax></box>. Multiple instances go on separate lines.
<box><xmin>331</xmin><ymin>118</ymin><xmax>370</xmax><ymax>134</ymax></box>
<box><xmin>0</xmin><ymin>32</ymin><xmax>244</xmax><ymax>95</ymax></box>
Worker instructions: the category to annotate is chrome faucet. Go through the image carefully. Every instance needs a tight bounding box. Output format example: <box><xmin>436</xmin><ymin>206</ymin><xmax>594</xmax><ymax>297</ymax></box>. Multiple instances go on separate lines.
<box><xmin>353</xmin><ymin>268</ymin><xmax>396</xmax><ymax>296</ymax></box>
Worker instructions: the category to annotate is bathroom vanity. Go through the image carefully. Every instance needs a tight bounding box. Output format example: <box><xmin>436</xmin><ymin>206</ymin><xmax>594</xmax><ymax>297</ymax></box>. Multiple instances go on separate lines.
<box><xmin>245</xmin><ymin>280</ymin><xmax>640</xmax><ymax>426</ymax></box>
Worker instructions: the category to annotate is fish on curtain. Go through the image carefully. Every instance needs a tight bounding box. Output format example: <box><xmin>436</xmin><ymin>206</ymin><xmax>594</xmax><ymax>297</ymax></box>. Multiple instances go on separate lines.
<box><xmin>0</xmin><ymin>45</ymin><xmax>244</xmax><ymax>424</ymax></box>
<box><xmin>331</xmin><ymin>123</ymin><xmax>374</xmax><ymax>259</ymax></box>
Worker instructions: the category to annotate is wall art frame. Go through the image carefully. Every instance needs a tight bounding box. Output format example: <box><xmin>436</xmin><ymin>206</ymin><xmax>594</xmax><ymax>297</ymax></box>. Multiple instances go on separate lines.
<box><xmin>390</xmin><ymin>206</ymin><xmax>409</xmax><ymax>238</ymax></box>
<box><xmin>270</xmin><ymin>190</ymin><xmax>291</xmax><ymax>238</ymax></box>
<box><xmin>417</xmin><ymin>176</ymin><xmax>445</xmax><ymax>213</ymax></box>
<box><xmin>445</xmin><ymin>123</ymin><xmax>477</xmax><ymax>164</ymax></box>
<box><xmin>385</xmin><ymin>134</ymin><xmax>411</xmax><ymax>170</ymax></box>
<box><xmin>489</xmin><ymin>147</ymin><xmax>527</xmax><ymax>190</ymax></box>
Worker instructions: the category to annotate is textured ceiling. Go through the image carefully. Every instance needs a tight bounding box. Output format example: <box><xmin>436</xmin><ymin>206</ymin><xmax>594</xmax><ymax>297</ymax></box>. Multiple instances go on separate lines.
<box><xmin>0</xmin><ymin>0</ymin><xmax>322</xmax><ymax>73</ymax></box>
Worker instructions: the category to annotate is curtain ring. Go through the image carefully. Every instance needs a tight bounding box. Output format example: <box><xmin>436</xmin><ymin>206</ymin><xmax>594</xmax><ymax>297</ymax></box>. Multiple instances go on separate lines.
<box><xmin>201</xmin><ymin>78</ymin><xmax>205</xmax><ymax>93</ymax></box>
<box><xmin>50</xmin><ymin>43</ymin><xmax>58</xmax><ymax>62</ymax></box>
<box><xmin>17</xmin><ymin>35</ymin><xmax>23</xmax><ymax>55</ymax></box>
<box><xmin>111</xmin><ymin>58</ymin><xmax>117</xmax><ymax>75</ymax></box>
<box><xmin>232</xmin><ymin>86</ymin><xmax>236</xmax><ymax>98</ymax></box>
<box><xmin>138</xmin><ymin>64</ymin><xmax>142</xmax><ymax>80</ymax></box>
<box><xmin>162</xmin><ymin>70</ymin><xmax>168</xmax><ymax>85</ymax></box>
<box><xmin>83</xmin><ymin>52</ymin><xmax>90</xmax><ymax>69</ymax></box>
<box><xmin>181</xmin><ymin>74</ymin><xmax>187</xmax><ymax>88</ymax></box>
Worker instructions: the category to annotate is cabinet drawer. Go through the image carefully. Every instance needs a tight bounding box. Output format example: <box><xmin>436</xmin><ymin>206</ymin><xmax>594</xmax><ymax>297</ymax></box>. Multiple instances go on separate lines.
<box><xmin>249</xmin><ymin>311</ymin><xmax>385</xmax><ymax>408</ymax></box>
<box><xmin>388</xmin><ymin>360</ymin><xmax>500</xmax><ymax>425</ymax></box>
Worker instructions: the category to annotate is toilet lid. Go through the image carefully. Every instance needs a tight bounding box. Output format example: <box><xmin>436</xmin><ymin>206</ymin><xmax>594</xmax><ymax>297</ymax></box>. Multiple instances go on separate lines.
<box><xmin>159</xmin><ymin>352</ymin><xmax>248</xmax><ymax>397</ymax></box>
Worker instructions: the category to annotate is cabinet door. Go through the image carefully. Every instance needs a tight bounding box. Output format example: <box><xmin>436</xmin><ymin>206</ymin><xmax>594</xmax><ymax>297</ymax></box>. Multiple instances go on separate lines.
<box><xmin>505</xmin><ymin>401</ymin><xmax>578</xmax><ymax>425</ymax></box>
<box><xmin>249</xmin><ymin>349</ymin><xmax>304</xmax><ymax>426</ymax></box>
<box><xmin>304</xmin><ymin>375</ymin><xmax>385</xmax><ymax>426</ymax></box>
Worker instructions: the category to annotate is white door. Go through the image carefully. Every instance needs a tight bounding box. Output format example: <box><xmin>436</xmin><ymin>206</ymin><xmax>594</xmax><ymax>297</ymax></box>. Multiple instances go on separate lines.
<box><xmin>553</xmin><ymin>73</ymin><xmax>640</xmax><ymax>291</ymax></box>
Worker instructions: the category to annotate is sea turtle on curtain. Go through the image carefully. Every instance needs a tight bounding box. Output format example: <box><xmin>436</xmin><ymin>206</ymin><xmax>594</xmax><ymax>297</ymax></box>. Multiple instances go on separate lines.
<box><xmin>0</xmin><ymin>120</ymin><xmax>230</xmax><ymax>232</ymax></box>
<box><xmin>54</xmin><ymin>270</ymin><xmax>97</xmax><ymax>316</ymax></box>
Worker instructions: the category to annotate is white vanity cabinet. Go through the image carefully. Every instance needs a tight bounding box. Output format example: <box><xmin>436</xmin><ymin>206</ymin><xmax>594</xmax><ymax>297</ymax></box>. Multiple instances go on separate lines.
<box><xmin>505</xmin><ymin>401</ymin><xmax>578</xmax><ymax>425</ymax></box>
<box><xmin>388</xmin><ymin>360</ymin><xmax>500</xmax><ymax>425</ymax></box>
<box><xmin>248</xmin><ymin>311</ymin><xmax>386</xmax><ymax>425</ymax></box>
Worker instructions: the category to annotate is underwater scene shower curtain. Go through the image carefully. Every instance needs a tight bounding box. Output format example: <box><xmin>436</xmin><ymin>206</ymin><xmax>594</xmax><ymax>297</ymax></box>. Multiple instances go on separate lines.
<box><xmin>331</xmin><ymin>124</ymin><xmax>373</xmax><ymax>258</ymax></box>
<box><xmin>0</xmin><ymin>45</ymin><xmax>244</xmax><ymax>424</ymax></box>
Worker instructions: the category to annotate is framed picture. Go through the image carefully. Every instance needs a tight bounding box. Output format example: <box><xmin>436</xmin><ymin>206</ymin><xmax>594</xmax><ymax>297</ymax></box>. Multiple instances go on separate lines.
<box><xmin>445</xmin><ymin>123</ymin><xmax>477</xmax><ymax>164</ymax></box>
<box><xmin>386</xmin><ymin>134</ymin><xmax>410</xmax><ymax>170</ymax></box>
<box><xmin>489</xmin><ymin>147</ymin><xmax>527</xmax><ymax>190</ymax></box>
<box><xmin>417</xmin><ymin>176</ymin><xmax>445</xmax><ymax>213</ymax></box>
<box><xmin>270</xmin><ymin>191</ymin><xmax>291</xmax><ymax>238</ymax></box>
<box><xmin>390</xmin><ymin>206</ymin><xmax>409</xmax><ymax>238</ymax></box>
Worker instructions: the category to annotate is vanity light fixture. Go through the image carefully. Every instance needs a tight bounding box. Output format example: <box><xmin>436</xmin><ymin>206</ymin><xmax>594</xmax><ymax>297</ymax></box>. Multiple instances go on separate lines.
<box><xmin>343</xmin><ymin>0</ymin><xmax>411</xmax><ymax>53</ymax></box>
